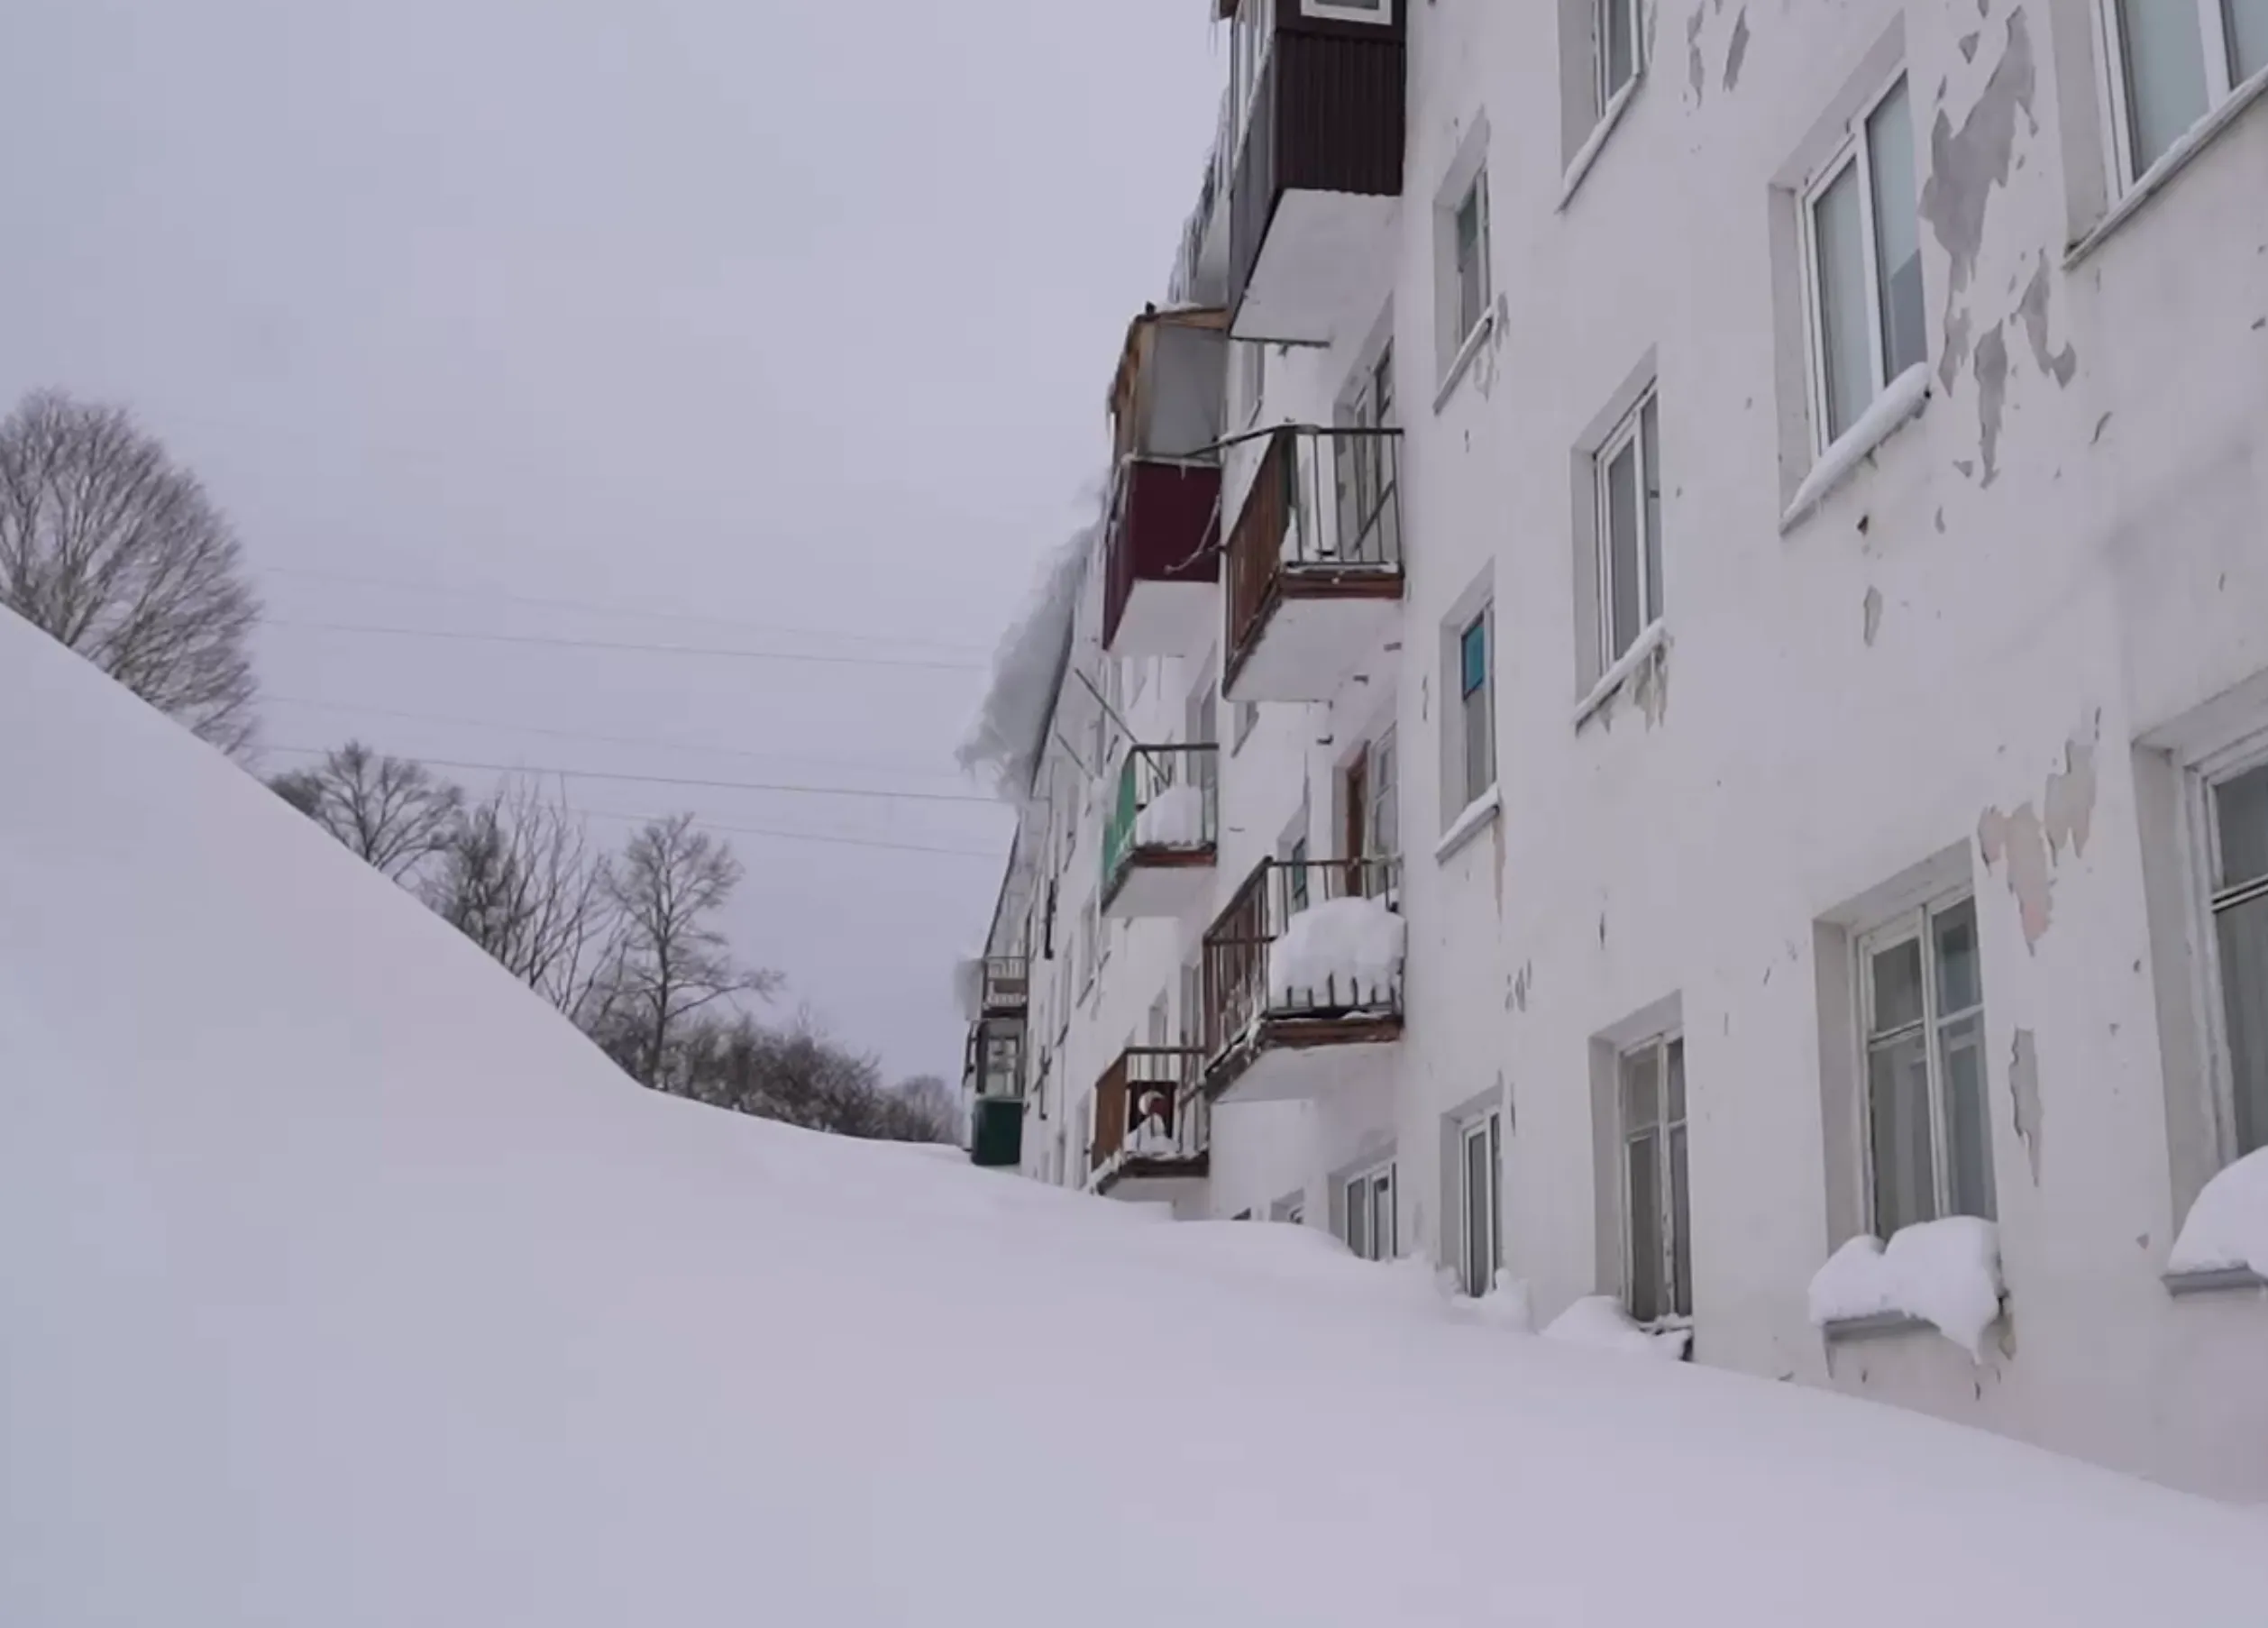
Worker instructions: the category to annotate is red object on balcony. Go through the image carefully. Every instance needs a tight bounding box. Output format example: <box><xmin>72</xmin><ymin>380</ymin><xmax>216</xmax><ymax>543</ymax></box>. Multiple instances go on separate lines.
<box><xmin>1103</xmin><ymin>461</ymin><xmax>1222</xmax><ymax>656</ymax></box>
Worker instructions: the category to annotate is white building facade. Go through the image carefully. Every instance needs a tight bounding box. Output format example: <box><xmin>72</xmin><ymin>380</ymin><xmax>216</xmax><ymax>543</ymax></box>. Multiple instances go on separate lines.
<box><xmin>963</xmin><ymin>0</ymin><xmax>2268</xmax><ymax>1500</ymax></box>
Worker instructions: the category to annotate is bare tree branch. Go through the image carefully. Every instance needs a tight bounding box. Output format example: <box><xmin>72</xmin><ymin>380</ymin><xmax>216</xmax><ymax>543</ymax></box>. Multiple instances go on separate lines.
<box><xmin>269</xmin><ymin>741</ymin><xmax>464</xmax><ymax>883</ymax></box>
<box><xmin>0</xmin><ymin>389</ymin><xmax>261</xmax><ymax>754</ymax></box>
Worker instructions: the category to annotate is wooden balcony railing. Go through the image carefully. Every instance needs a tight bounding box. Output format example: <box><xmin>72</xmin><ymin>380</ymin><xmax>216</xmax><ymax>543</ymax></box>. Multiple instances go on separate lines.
<box><xmin>1202</xmin><ymin>855</ymin><xmax>1403</xmax><ymax>1059</ymax></box>
<box><xmin>1090</xmin><ymin>1046</ymin><xmax>1210</xmax><ymax>1183</ymax></box>
<box><xmin>1102</xmin><ymin>744</ymin><xmax>1220</xmax><ymax>904</ymax></box>
<box><xmin>1222</xmin><ymin>425</ymin><xmax>1403</xmax><ymax>691</ymax></box>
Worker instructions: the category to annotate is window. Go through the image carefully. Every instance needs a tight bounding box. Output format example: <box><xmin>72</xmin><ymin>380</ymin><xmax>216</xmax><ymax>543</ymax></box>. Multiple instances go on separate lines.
<box><xmin>2206</xmin><ymin>760</ymin><xmax>2268</xmax><ymax>1157</ymax></box>
<box><xmin>1458</xmin><ymin>1112</ymin><xmax>1504</xmax><ymax>1298</ymax></box>
<box><xmin>1286</xmin><ymin>834</ymin><xmax>1312</xmax><ymax>912</ymax></box>
<box><xmin>2104</xmin><ymin>0</ymin><xmax>2268</xmax><ymax>181</ymax></box>
<box><xmin>1859</xmin><ymin>895</ymin><xmax>1994</xmax><ymax>1235</ymax></box>
<box><xmin>1078</xmin><ymin>900</ymin><xmax>1100</xmax><ymax>999</ymax></box>
<box><xmin>1594</xmin><ymin>389</ymin><xmax>1663</xmax><ymax>668</ymax></box>
<box><xmin>1237</xmin><ymin>340</ymin><xmax>1266</xmax><ymax>428</ymax></box>
<box><xmin>1303</xmin><ymin>0</ymin><xmax>1389</xmax><ymax>16</ymax></box>
<box><xmin>1621</xmin><ymin>1034</ymin><xmax>1691</xmax><ymax>1323</ymax></box>
<box><xmin>1458</xmin><ymin>609</ymin><xmax>1495</xmax><ymax>806</ymax></box>
<box><xmin>1338</xmin><ymin>343</ymin><xmax>1400</xmax><ymax>567</ymax></box>
<box><xmin>1368</xmin><ymin>727</ymin><xmax>1399</xmax><ymax>861</ymax></box>
<box><xmin>1596</xmin><ymin>0</ymin><xmax>1642</xmax><ymax>109</ymax></box>
<box><xmin>1343</xmin><ymin>1163</ymin><xmax>1396</xmax><ymax>1262</ymax></box>
<box><xmin>1179</xmin><ymin>957</ymin><xmax>1205</xmax><ymax>1051</ymax></box>
<box><xmin>1451</xmin><ymin>172</ymin><xmax>1491</xmax><ymax>348</ymax></box>
<box><xmin>1802</xmin><ymin>73</ymin><xmax>1925</xmax><ymax>446</ymax></box>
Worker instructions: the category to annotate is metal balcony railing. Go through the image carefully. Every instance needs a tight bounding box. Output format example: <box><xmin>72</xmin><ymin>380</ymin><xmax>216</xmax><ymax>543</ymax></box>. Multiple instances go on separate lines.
<box><xmin>1202</xmin><ymin>855</ymin><xmax>1404</xmax><ymax>1057</ymax></box>
<box><xmin>1102</xmin><ymin>744</ymin><xmax>1220</xmax><ymax>900</ymax></box>
<box><xmin>1090</xmin><ymin>1046</ymin><xmax>1211</xmax><ymax>1182</ymax></box>
<box><xmin>980</xmin><ymin>956</ymin><xmax>1029</xmax><ymax>1017</ymax></box>
<box><xmin>1223</xmin><ymin>426</ymin><xmax>1404</xmax><ymax>679</ymax></box>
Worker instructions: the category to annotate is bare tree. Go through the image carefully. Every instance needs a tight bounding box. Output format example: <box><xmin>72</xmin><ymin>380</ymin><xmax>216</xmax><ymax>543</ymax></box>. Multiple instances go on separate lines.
<box><xmin>890</xmin><ymin>1074</ymin><xmax>963</xmax><ymax>1146</ymax></box>
<box><xmin>425</xmin><ymin>779</ymin><xmax>623</xmax><ymax>1024</ymax></box>
<box><xmin>599</xmin><ymin>813</ymin><xmax>777</xmax><ymax>1087</ymax></box>
<box><xmin>0</xmin><ymin>389</ymin><xmax>261</xmax><ymax>753</ymax></box>
<box><xmin>270</xmin><ymin>741</ymin><xmax>464</xmax><ymax>883</ymax></box>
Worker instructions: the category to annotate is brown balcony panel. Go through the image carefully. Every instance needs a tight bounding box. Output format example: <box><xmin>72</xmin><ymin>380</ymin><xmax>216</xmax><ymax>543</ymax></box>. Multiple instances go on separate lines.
<box><xmin>1103</xmin><ymin>460</ymin><xmax>1221</xmax><ymax>658</ymax></box>
<box><xmin>1090</xmin><ymin>1047</ymin><xmax>1210</xmax><ymax>1199</ymax></box>
<box><xmin>1221</xmin><ymin>428</ymin><xmax>1404</xmax><ymax>703</ymax></box>
<box><xmin>1228</xmin><ymin>25</ymin><xmax>1406</xmax><ymax>343</ymax></box>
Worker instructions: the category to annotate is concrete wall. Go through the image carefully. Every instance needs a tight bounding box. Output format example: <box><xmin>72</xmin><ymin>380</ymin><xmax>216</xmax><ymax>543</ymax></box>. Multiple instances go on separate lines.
<box><xmin>994</xmin><ymin>0</ymin><xmax>2268</xmax><ymax>1500</ymax></box>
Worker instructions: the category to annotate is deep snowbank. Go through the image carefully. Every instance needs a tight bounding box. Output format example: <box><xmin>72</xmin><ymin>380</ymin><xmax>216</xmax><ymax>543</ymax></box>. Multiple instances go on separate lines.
<box><xmin>5</xmin><ymin>608</ymin><xmax>2266</xmax><ymax>1627</ymax></box>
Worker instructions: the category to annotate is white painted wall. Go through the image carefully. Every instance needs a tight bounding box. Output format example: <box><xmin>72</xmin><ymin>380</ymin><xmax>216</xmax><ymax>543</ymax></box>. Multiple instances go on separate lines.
<box><xmin>984</xmin><ymin>0</ymin><xmax>2268</xmax><ymax>1500</ymax></box>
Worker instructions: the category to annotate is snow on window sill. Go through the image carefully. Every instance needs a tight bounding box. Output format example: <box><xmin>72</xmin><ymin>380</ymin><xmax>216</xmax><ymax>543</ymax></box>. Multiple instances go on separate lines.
<box><xmin>2067</xmin><ymin>66</ymin><xmax>2268</xmax><ymax>270</ymax></box>
<box><xmin>1558</xmin><ymin>76</ymin><xmax>1641</xmax><ymax>212</ymax></box>
<box><xmin>1819</xmin><ymin>1310</ymin><xmax>1937</xmax><ymax>1342</ymax></box>
<box><xmin>1573</xmin><ymin>619</ymin><xmax>1666</xmax><ymax>731</ymax></box>
<box><xmin>1779</xmin><ymin>363</ymin><xmax>1931</xmax><ymax>533</ymax></box>
<box><xmin>1432</xmin><ymin>309</ymin><xmax>1495</xmax><ymax>415</ymax></box>
<box><xmin>2163</xmin><ymin>1266</ymin><xmax>2268</xmax><ymax>1298</ymax></box>
<box><xmin>1433</xmin><ymin>782</ymin><xmax>1502</xmax><ymax>864</ymax></box>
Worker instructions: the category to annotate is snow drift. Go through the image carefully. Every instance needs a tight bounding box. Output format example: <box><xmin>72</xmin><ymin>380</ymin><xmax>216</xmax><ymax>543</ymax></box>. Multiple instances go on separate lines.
<box><xmin>5</xmin><ymin>606</ymin><xmax>2268</xmax><ymax>1628</ymax></box>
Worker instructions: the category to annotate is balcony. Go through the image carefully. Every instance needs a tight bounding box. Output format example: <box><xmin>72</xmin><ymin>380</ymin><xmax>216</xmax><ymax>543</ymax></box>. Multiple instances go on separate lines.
<box><xmin>979</xmin><ymin>956</ymin><xmax>1029</xmax><ymax>1020</ymax></box>
<box><xmin>1202</xmin><ymin>855</ymin><xmax>1404</xmax><ymax>1104</ymax></box>
<box><xmin>1221</xmin><ymin>425</ymin><xmax>1404</xmax><ymax>703</ymax></box>
<box><xmin>963</xmin><ymin>1018</ymin><xmax>1025</xmax><ymax>1100</ymax></box>
<box><xmin>1101</xmin><ymin>744</ymin><xmax>1219</xmax><ymax>919</ymax></box>
<box><xmin>1088</xmin><ymin>1047</ymin><xmax>1210</xmax><ymax>1199</ymax></box>
<box><xmin>1102</xmin><ymin>308</ymin><xmax>1228</xmax><ymax>658</ymax></box>
<box><xmin>1226</xmin><ymin>14</ymin><xmax>1405</xmax><ymax>343</ymax></box>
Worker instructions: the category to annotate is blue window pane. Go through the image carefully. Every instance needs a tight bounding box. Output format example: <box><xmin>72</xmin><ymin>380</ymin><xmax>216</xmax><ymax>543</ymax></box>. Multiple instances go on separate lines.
<box><xmin>1460</xmin><ymin>617</ymin><xmax>1488</xmax><ymax>698</ymax></box>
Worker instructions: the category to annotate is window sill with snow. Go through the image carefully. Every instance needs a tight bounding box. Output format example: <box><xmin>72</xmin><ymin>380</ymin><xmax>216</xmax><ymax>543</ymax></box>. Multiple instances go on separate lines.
<box><xmin>1779</xmin><ymin>363</ymin><xmax>1931</xmax><ymax>534</ymax></box>
<box><xmin>2162</xmin><ymin>1147</ymin><xmax>2268</xmax><ymax>1298</ymax></box>
<box><xmin>2067</xmin><ymin>66</ymin><xmax>2268</xmax><ymax>270</ymax></box>
<box><xmin>1806</xmin><ymin>1216</ymin><xmax>2005</xmax><ymax>1360</ymax></box>
<box><xmin>1433</xmin><ymin>782</ymin><xmax>1501</xmax><ymax>864</ymax></box>
<box><xmin>1558</xmin><ymin>77</ymin><xmax>1641</xmax><ymax>211</ymax></box>
<box><xmin>1433</xmin><ymin>310</ymin><xmax>1495</xmax><ymax>415</ymax></box>
<box><xmin>1574</xmin><ymin>620</ymin><xmax>1667</xmax><ymax>732</ymax></box>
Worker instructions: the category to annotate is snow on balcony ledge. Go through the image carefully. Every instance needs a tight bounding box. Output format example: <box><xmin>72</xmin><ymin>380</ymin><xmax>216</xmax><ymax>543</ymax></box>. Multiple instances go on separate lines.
<box><xmin>2164</xmin><ymin>1148</ymin><xmax>2268</xmax><ymax>1294</ymax></box>
<box><xmin>1779</xmin><ymin>362</ymin><xmax>1931</xmax><ymax>533</ymax></box>
<box><xmin>1134</xmin><ymin>782</ymin><xmax>1209</xmax><ymax>849</ymax></box>
<box><xmin>1432</xmin><ymin>782</ymin><xmax>1501</xmax><ymax>864</ymax></box>
<box><xmin>1265</xmin><ymin>895</ymin><xmax>1404</xmax><ymax>1011</ymax></box>
<box><xmin>1807</xmin><ymin>1217</ymin><xmax>2004</xmax><ymax>1359</ymax></box>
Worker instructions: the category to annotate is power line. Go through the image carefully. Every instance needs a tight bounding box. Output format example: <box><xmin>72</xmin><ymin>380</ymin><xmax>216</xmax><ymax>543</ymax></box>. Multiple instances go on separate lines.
<box><xmin>258</xmin><ymin>562</ymin><xmax>993</xmax><ymax>655</ymax></box>
<box><xmin>262</xmin><ymin>745</ymin><xmax>1005</xmax><ymax>806</ymax></box>
<box><xmin>575</xmin><ymin>808</ymin><xmax>1002</xmax><ymax>861</ymax></box>
<box><xmin>265</xmin><ymin>694</ymin><xmax>966</xmax><ymax>781</ymax></box>
<box><xmin>261</xmin><ymin>618</ymin><xmax>989</xmax><ymax>672</ymax></box>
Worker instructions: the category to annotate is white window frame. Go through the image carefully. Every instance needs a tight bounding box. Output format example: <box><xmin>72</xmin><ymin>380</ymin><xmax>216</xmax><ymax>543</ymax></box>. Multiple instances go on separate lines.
<box><xmin>1455</xmin><ymin>606</ymin><xmax>1495</xmax><ymax>809</ymax></box>
<box><xmin>2187</xmin><ymin>729</ymin><xmax>2268</xmax><ymax>1163</ymax></box>
<box><xmin>1367</xmin><ymin>725</ymin><xmax>1399</xmax><ymax>861</ymax></box>
<box><xmin>1592</xmin><ymin>385</ymin><xmax>1662</xmax><ymax>670</ymax></box>
<box><xmin>1450</xmin><ymin>170</ymin><xmax>1493</xmax><ymax>356</ymax></box>
<box><xmin>1342</xmin><ymin>1160</ymin><xmax>1397</xmax><ymax>1262</ymax></box>
<box><xmin>1854</xmin><ymin>891</ymin><xmax>1993</xmax><ymax>1231</ymax></box>
<box><xmin>1457</xmin><ymin>1111</ymin><xmax>1504</xmax><ymax>1298</ymax></box>
<box><xmin>1619</xmin><ymin>1032</ymin><xmax>1690</xmax><ymax>1326</ymax></box>
<box><xmin>2097</xmin><ymin>0</ymin><xmax>2268</xmax><ymax>190</ymax></box>
<box><xmin>1303</xmin><ymin>0</ymin><xmax>1393</xmax><ymax>20</ymax></box>
<box><xmin>1595</xmin><ymin>0</ymin><xmax>1644</xmax><ymax>113</ymax></box>
<box><xmin>1797</xmin><ymin>70</ymin><xmax>1916</xmax><ymax>453</ymax></box>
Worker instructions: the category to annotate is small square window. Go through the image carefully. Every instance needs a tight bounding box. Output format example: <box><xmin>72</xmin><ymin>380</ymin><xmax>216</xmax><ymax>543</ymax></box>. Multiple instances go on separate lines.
<box><xmin>1858</xmin><ymin>894</ymin><xmax>1995</xmax><ymax>1234</ymax></box>
<box><xmin>1802</xmin><ymin>73</ymin><xmax>1925</xmax><ymax>446</ymax></box>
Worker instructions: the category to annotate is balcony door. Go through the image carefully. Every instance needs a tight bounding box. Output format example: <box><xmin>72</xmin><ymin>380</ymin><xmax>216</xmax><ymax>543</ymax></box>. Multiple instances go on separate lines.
<box><xmin>1337</xmin><ymin>343</ymin><xmax>1396</xmax><ymax>565</ymax></box>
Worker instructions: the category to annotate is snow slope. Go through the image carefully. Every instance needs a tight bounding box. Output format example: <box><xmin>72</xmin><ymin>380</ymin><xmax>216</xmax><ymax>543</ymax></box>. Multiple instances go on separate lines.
<box><xmin>4</xmin><ymin>608</ymin><xmax>2265</xmax><ymax>1627</ymax></box>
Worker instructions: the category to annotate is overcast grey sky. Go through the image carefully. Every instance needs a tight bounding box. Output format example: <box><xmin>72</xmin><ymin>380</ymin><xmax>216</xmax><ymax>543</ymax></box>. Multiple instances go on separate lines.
<box><xmin>1</xmin><ymin>0</ymin><xmax>1224</xmax><ymax>1080</ymax></box>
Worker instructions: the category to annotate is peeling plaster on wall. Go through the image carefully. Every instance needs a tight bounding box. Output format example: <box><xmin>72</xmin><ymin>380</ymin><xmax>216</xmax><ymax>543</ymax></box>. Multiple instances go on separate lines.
<box><xmin>2090</xmin><ymin>411</ymin><xmax>2112</xmax><ymax>444</ymax></box>
<box><xmin>1959</xmin><ymin>31</ymin><xmax>1981</xmax><ymax>61</ymax></box>
<box><xmin>1978</xmin><ymin>715</ymin><xmax>2101</xmax><ymax>951</ymax></box>
<box><xmin>2017</xmin><ymin>254</ymin><xmax>2078</xmax><ymax>386</ymax></box>
<box><xmin>1512</xmin><ymin>960</ymin><xmax>1532</xmax><ymax>1013</ymax></box>
<box><xmin>1687</xmin><ymin>7</ymin><xmax>1708</xmax><ymax>105</ymax></box>
<box><xmin>1724</xmin><ymin>9</ymin><xmax>1751</xmax><ymax>91</ymax></box>
<box><xmin>1862</xmin><ymin>586</ymin><xmax>1884</xmax><ymax>645</ymax></box>
<box><xmin>1919</xmin><ymin>9</ymin><xmax>2037</xmax><ymax>395</ymax></box>
<box><xmin>1934</xmin><ymin>507</ymin><xmax>1948</xmax><ymax>533</ymax></box>
<box><xmin>1973</xmin><ymin>323</ymin><xmax>2010</xmax><ymax>486</ymax></box>
<box><xmin>2009</xmin><ymin>1028</ymin><xmax>2044</xmax><ymax>1185</ymax></box>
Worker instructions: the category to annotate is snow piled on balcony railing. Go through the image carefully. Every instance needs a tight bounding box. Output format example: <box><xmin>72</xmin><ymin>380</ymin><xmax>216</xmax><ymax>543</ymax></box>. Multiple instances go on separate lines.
<box><xmin>956</xmin><ymin>495</ymin><xmax>1102</xmax><ymax>802</ymax></box>
<box><xmin>1266</xmin><ymin>895</ymin><xmax>1404</xmax><ymax>1011</ymax></box>
<box><xmin>2168</xmin><ymin>1147</ymin><xmax>2268</xmax><ymax>1276</ymax></box>
<box><xmin>1134</xmin><ymin>782</ymin><xmax>1208</xmax><ymax>848</ymax></box>
<box><xmin>1806</xmin><ymin>1217</ymin><xmax>2004</xmax><ymax>1358</ymax></box>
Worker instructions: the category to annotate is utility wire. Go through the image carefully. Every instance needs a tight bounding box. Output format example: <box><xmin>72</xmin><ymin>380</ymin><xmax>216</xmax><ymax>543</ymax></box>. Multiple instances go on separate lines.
<box><xmin>262</xmin><ymin>618</ymin><xmax>988</xmax><ymax>672</ymax></box>
<box><xmin>574</xmin><ymin>808</ymin><xmax>1001</xmax><ymax>861</ymax></box>
<box><xmin>263</xmin><ymin>745</ymin><xmax>1004</xmax><ymax>806</ymax></box>
<box><xmin>265</xmin><ymin>694</ymin><xmax>966</xmax><ymax>781</ymax></box>
<box><xmin>258</xmin><ymin>562</ymin><xmax>992</xmax><ymax>656</ymax></box>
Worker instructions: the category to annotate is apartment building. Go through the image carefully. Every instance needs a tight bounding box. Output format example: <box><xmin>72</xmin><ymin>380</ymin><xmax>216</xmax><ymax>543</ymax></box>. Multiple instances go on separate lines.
<box><xmin>961</xmin><ymin>0</ymin><xmax>2268</xmax><ymax>1499</ymax></box>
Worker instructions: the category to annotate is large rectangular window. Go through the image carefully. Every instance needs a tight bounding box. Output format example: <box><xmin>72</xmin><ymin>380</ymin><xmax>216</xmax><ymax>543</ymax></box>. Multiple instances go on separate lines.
<box><xmin>1859</xmin><ymin>895</ymin><xmax>1994</xmax><ymax>1235</ymax></box>
<box><xmin>1621</xmin><ymin>1035</ymin><xmax>1691</xmax><ymax>1323</ymax></box>
<box><xmin>2106</xmin><ymin>1</ymin><xmax>2268</xmax><ymax>181</ymax></box>
<box><xmin>2209</xmin><ymin>760</ymin><xmax>2268</xmax><ymax>1157</ymax></box>
<box><xmin>1595</xmin><ymin>388</ymin><xmax>1663</xmax><ymax>668</ymax></box>
<box><xmin>1803</xmin><ymin>73</ymin><xmax>1925</xmax><ymax>446</ymax></box>
<box><xmin>1459</xmin><ymin>1111</ymin><xmax>1504</xmax><ymax>1298</ymax></box>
